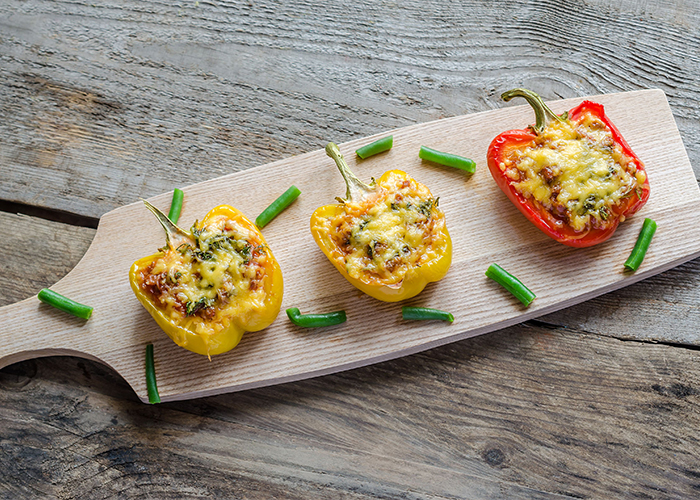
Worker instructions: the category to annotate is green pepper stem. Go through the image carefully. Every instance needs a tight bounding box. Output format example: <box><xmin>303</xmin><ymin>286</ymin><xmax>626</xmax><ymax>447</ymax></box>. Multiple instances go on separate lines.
<box><xmin>501</xmin><ymin>88</ymin><xmax>565</xmax><ymax>134</ymax></box>
<box><xmin>142</xmin><ymin>199</ymin><xmax>195</xmax><ymax>250</ymax></box>
<box><xmin>325</xmin><ymin>142</ymin><xmax>375</xmax><ymax>203</ymax></box>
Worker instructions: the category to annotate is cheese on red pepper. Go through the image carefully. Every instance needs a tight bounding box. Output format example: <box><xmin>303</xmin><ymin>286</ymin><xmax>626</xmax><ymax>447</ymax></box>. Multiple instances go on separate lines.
<box><xmin>505</xmin><ymin>113</ymin><xmax>646</xmax><ymax>232</ymax></box>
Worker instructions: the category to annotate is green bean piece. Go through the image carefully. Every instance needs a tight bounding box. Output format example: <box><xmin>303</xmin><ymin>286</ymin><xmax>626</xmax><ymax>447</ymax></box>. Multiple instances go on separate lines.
<box><xmin>286</xmin><ymin>307</ymin><xmax>347</xmax><ymax>328</ymax></box>
<box><xmin>37</xmin><ymin>289</ymin><xmax>93</xmax><ymax>319</ymax></box>
<box><xmin>624</xmin><ymin>218</ymin><xmax>657</xmax><ymax>271</ymax></box>
<box><xmin>419</xmin><ymin>146</ymin><xmax>476</xmax><ymax>173</ymax></box>
<box><xmin>402</xmin><ymin>306</ymin><xmax>454</xmax><ymax>322</ymax></box>
<box><xmin>485</xmin><ymin>263</ymin><xmax>536</xmax><ymax>307</ymax></box>
<box><xmin>167</xmin><ymin>188</ymin><xmax>184</xmax><ymax>224</ymax></box>
<box><xmin>256</xmin><ymin>185</ymin><xmax>302</xmax><ymax>228</ymax></box>
<box><xmin>355</xmin><ymin>135</ymin><xmax>393</xmax><ymax>159</ymax></box>
<box><xmin>145</xmin><ymin>343</ymin><xmax>161</xmax><ymax>404</ymax></box>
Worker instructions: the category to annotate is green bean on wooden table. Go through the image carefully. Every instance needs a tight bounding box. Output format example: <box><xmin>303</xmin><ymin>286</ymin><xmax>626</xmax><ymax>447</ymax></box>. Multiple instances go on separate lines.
<box><xmin>286</xmin><ymin>307</ymin><xmax>347</xmax><ymax>328</ymax></box>
<box><xmin>485</xmin><ymin>263</ymin><xmax>536</xmax><ymax>306</ymax></box>
<box><xmin>37</xmin><ymin>289</ymin><xmax>93</xmax><ymax>319</ymax></box>
<box><xmin>167</xmin><ymin>188</ymin><xmax>184</xmax><ymax>224</ymax></box>
<box><xmin>624</xmin><ymin>218</ymin><xmax>657</xmax><ymax>271</ymax></box>
<box><xmin>419</xmin><ymin>146</ymin><xmax>476</xmax><ymax>173</ymax></box>
<box><xmin>355</xmin><ymin>136</ymin><xmax>393</xmax><ymax>159</ymax></box>
<box><xmin>402</xmin><ymin>306</ymin><xmax>454</xmax><ymax>322</ymax></box>
<box><xmin>256</xmin><ymin>185</ymin><xmax>301</xmax><ymax>228</ymax></box>
<box><xmin>145</xmin><ymin>343</ymin><xmax>161</xmax><ymax>404</ymax></box>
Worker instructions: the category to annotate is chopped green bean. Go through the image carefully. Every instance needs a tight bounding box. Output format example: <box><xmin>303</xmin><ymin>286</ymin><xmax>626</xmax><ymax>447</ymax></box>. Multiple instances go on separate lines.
<box><xmin>419</xmin><ymin>146</ymin><xmax>476</xmax><ymax>173</ymax></box>
<box><xmin>402</xmin><ymin>306</ymin><xmax>454</xmax><ymax>322</ymax></box>
<box><xmin>485</xmin><ymin>263</ymin><xmax>536</xmax><ymax>307</ymax></box>
<box><xmin>37</xmin><ymin>289</ymin><xmax>93</xmax><ymax>319</ymax></box>
<box><xmin>624</xmin><ymin>218</ymin><xmax>657</xmax><ymax>271</ymax></box>
<box><xmin>286</xmin><ymin>307</ymin><xmax>347</xmax><ymax>328</ymax></box>
<box><xmin>145</xmin><ymin>343</ymin><xmax>161</xmax><ymax>404</ymax></box>
<box><xmin>168</xmin><ymin>188</ymin><xmax>184</xmax><ymax>224</ymax></box>
<box><xmin>356</xmin><ymin>135</ymin><xmax>393</xmax><ymax>159</ymax></box>
<box><xmin>256</xmin><ymin>185</ymin><xmax>301</xmax><ymax>228</ymax></box>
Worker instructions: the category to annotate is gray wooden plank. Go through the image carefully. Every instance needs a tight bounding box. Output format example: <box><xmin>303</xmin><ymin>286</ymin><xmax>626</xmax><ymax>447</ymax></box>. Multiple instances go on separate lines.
<box><xmin>1</xmin><ymin>323</ymin><xmax>699</xmax><ymax>499</ymax></box>
<box><xmin>0</xmin><ymin>0</ymin><xmax>698</xmax><ymax>219</ymax></box>
<box><xmin>541</xmin><ymin>257</ymin><xmax>700</xmax><ymax>345</ymax></box>
<box><xmin>0</xmin><ymin>212</ymin><xmax>94</xmax><ymax>307</ymax></box>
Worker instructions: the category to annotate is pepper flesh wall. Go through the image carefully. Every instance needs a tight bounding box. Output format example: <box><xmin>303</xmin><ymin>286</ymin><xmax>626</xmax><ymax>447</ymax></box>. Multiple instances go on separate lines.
<box><xmin>130</xmin><ymin>203</ymin><xmax>283</xmax><ymax>357</ymax></box>
<box><xmin>311</xmin><ymin>143</ymin><xmax>452</xmax><ymax>302</ymax></box>
<box><xmin>487</xmin><ymin>89</ymin><xmax>650</xmax><ymax>247</ymax></box>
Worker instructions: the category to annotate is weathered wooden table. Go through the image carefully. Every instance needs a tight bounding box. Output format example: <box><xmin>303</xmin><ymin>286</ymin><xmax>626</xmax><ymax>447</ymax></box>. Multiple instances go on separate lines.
<box><xmin>2</xmin><ymin>1</ymin><xmax>699</xmax><ymax>498</ymax></box>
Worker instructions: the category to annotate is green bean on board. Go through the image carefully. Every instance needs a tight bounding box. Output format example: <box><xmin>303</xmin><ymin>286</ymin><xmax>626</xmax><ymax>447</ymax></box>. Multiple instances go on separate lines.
<box><xmin>419</xmin><ymin>146</ymin><xmax>476</xmax><ymax>173</ymax></box>
<box><xmin>402</xmin><ymin>306</ymin><xmax>454</xmax><ymax>322</ymax></box>
<box><xmin>355</xmin><ymin>136</ymin><xmax>393</xmax><ymax>159</ymax></box>
<box><xmin>256</xmin><ymin>185</ymin><xmax>302</xmax><ymax>228</ymax></box>
<box><xmin>624</xmin><ymin>218</ymin><xmax>657</xmax><ymax>271</ymax></box>
<box><xmin>37</xmin><ymin>288</ymin><xmax>93</xmax><ymax>320</ymax></box>
<box><xmin>145</xmin><ymin>343</ymin><xmax>161</xmax><ymax>404</ymax></box>
<box><xmin>286</xmin><ymin>307</ymin><xmax>347</xmax><ymax>328</ymax></box>
<box><xmin>168</xmin><ymin>188</ymin><xmax>184</xmax><ymax>224</ymax></box>
<box><xmin>485</xmin><ymin>263</ymin><xmax>536</xmax><ymax>307</ymax></box>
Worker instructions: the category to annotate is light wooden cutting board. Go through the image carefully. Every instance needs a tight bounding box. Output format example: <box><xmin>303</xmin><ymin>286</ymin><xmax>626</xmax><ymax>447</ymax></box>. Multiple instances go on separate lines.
<box><xmin>1</xmin><ymin>89</ymin><xmax>698</xmax><ymax>402</ymax></box>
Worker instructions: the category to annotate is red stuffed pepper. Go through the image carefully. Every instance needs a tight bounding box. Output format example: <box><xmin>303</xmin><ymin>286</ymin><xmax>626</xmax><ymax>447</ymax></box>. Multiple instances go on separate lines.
<box><xmin>487</xmin><ymin>88</ymin><xmax>650</xmax><ymax>247</ymax></box>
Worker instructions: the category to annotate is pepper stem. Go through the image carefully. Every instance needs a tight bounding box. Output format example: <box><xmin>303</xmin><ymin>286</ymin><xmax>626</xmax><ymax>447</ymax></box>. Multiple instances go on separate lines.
<box><xmin>325</xmin><ymin>142</ymin><xmax>375</xmax><ymax>202</ymax></box>
<box><xmin>501</xmin><ymin>88</ymin><xmax>566</xmax><ymax>134</ymax></box>
<box><xmin>142</xmin><ymin>199</ymin><xmax>195</xmax><ymax>250</ymax></box>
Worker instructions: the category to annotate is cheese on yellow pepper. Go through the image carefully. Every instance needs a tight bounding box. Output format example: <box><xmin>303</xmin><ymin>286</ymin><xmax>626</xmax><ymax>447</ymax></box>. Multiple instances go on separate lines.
<box><xmin>130</xmin><ymin>202</ymin><xmax>283</xmax><ymax>356</ymax></box>
<box><xmin>310</xmin><ymin>143</ymin><xmax>452</xmax><ymax>302</ymax></box>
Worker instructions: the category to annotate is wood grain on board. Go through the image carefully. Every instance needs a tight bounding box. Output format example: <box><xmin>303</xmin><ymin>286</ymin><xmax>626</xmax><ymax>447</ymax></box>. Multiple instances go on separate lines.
<box><xmin>1</xmin><ymin>89</ymin><xmax>698</xmax><ymax>402</ymax></box>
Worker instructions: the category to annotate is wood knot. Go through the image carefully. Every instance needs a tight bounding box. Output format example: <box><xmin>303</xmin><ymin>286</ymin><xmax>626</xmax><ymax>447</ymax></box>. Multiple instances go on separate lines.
<box><xmin>652</xmin><ymin>383</ymin><xmax>697</xmax><ymax>399</ymax></box>
<box><xmin>482</xmin><ymin>447</ymin><xmax>506</xmax><ymax>467</ymax></box>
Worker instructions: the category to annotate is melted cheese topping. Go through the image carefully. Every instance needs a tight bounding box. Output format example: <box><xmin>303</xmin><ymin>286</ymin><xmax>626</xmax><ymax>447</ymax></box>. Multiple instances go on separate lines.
<box><xmin>138</xmin><ymin>215</ymin><xmax>268</xmax><ymax>338</ymax></box>
<box><xmin>317</xmin><ymin>171</ymin><xmax>446</xmax><ymax>285</ymax></box>
<box><xmin>502</xmin><ymin>113</ymin><xmax>646</xmax><ymax>232</ymax></box>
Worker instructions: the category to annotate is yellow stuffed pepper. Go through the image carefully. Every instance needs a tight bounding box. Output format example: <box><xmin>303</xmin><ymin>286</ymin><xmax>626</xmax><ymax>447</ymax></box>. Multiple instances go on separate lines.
<box><xmin>130</xmin><ymin>202</ymin><xmax>283</xmax><ymax>357</ymax></box>
<box><xmin>310</xmin><ymin>142</ymin><xmax>452</xmax><ymax>302</ymax></box>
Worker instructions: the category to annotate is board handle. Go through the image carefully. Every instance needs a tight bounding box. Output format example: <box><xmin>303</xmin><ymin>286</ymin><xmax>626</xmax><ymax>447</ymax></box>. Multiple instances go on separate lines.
<box><xmin>0</xmin><ymin>294</ymin><xmax>102</xmax><ymax>370</ymax></box>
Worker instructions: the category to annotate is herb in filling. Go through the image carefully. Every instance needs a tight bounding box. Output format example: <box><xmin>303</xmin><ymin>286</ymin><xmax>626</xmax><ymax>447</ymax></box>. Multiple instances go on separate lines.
<box><xmin>325</xmin><ymin>172</ymin><xmax>445</xmax><ymax>285</ymax></box>
<box><xmin>137</xmin><ymin>215</ymin><xmax>268</xmax><ymax>335</ymax></box>
<box><xmin>502</xmin><ymin>113</ymin><xmax>647</xmax><ymax>232</ymax></box>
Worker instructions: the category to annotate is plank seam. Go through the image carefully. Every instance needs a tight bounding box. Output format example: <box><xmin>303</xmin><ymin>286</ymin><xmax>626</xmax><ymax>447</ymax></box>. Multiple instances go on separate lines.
<box><xmin>0</xmin><ymin>199</ymin><xmax>99</xmax><ymax>229</ymax></box>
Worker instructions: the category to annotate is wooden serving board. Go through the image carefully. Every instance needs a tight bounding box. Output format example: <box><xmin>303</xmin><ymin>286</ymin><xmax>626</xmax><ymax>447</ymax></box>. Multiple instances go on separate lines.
<box><xmin>1</xmin><ymin>89</ymin><xmax>698</xmax><ymax>402</ymax></box>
